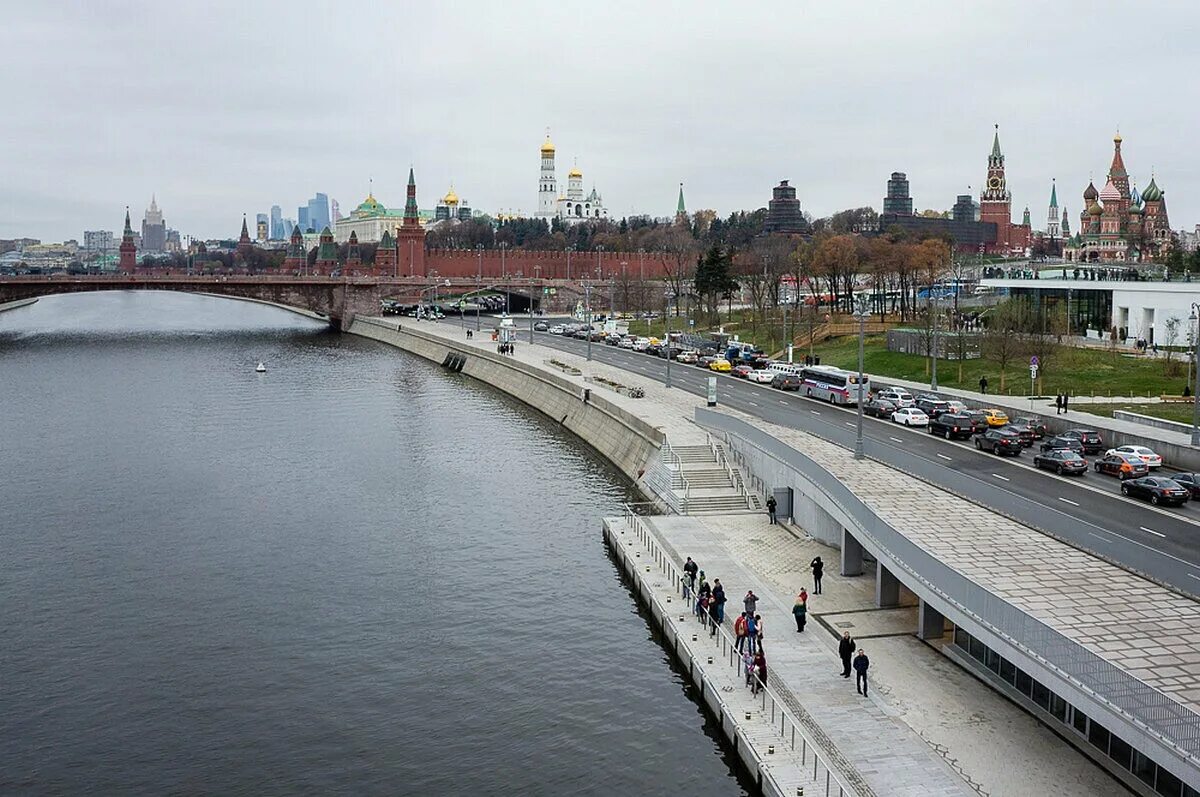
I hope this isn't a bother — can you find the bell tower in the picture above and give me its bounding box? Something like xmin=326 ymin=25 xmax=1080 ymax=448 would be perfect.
xmin=537 ymin=129 xmax=556 ymax=218
xmin=979 ymin=124 xmax=1013 ymax=252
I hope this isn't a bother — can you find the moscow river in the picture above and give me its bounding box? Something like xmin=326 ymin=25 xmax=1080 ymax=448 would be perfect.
xmin=0 ymin=292 xmax=750 ymax=795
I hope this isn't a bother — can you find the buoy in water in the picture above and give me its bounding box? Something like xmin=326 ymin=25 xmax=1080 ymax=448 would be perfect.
xmin=255 ymin=362 xmax=267 ymax=373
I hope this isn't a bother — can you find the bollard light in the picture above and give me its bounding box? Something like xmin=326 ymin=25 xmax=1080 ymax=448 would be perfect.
xmin=744 ymin=711 xmax=751 ymax=720
xmin=666 ymin=597 xmax=671 ymax=603
xmin=768 ymin=745 xmax=775 ymax=755
xmin=692 ymin=634 xmax=698 ymax=642
xmin=679 ymin=615 xmax=685 ymax=622
xmin=645 ymin=566 xmax=650 ymax=572
xmin=797 ymin=788 xmax=805 ymax=797
xmin=707 ymin=656 xmax=713 ymax=664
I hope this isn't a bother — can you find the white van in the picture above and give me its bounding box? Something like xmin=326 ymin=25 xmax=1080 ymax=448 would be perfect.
xmin=767 ymin=362 xmax=802 ymax=377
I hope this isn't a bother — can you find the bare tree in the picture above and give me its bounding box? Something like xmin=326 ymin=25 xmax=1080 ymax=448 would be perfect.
xmin=981 ymin=300 xmax=1024 ymax=392
xmin=1163 ymin=315 xmax=1183 ymax=376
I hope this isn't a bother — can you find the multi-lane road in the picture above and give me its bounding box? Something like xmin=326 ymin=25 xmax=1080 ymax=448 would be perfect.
xmin=494 ymin=323 xmax=1200 ymax=598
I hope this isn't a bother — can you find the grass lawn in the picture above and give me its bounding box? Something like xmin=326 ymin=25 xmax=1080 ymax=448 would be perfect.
xmin=1073 ymin=402 xmax=1197 ymax=425
xmin=814 ymin=335 xmax=1193 ymax=399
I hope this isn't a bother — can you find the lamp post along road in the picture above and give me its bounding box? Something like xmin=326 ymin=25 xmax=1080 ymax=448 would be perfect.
xmin=930 ymin=282 xmax=939 ymax=391
xmin=1191 ymin=304 xmax=1200 ymax=446
xmin=585 ymin=283 xmax=593 ymax=361
xmin=665 ymin=290 xmax=675 ymax=388
xmin=853 ymin=296 xmax=870 ymax=460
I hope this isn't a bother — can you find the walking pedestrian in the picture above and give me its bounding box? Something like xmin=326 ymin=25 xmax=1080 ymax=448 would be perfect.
xmin=743 ymin=590 xmax=758 ymax=616
xmin=838 ymin=631 xmax=856 ymax=678
xmin=683 ymin=557 xmax=698 ymax=591
xmin=745 ymin=613 xmax=758 ymax=655
xmin=752 ymin=650 xmax=768 ymax=695
xmin=798 ymin=586 xmax=808 ymax=606
xmin=711 ymin=578 xmax=727 ymax=627
xmin=810 ymin=556 xmax=824 ymax=594
xmin=792 ymin=595 xmax=807 ymax=632
xmin=708 ymin=594 xmax=721 ymax=636
xmin=1062 ymin=393 xmax=1069 ymax=413
xmin=1054 ymin=393 xmax=1062 ymax=415
xmin=766 ymin=495 xmax=777 ymax=524
xmin=734 ymin=611 xmax=748 ymax=653
xmin=979 ymin=376 xmax=988 ymax=394
xmin=854 ymin=649 xmax=870 ymax=696
xmin=697 ymin=592 xmax=709 ymax=626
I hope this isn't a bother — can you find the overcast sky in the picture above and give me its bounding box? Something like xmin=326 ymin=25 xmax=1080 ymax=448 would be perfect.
xmin=4 ymin=2 xmax=1199 ymax=242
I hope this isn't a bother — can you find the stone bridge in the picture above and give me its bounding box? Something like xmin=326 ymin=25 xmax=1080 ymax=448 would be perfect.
xmin=0 ymin=275 xmax=603 ymax=328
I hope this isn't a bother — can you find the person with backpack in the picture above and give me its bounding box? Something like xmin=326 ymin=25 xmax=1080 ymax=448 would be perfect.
xmin=745 ymin=613 xmax=758 ymax=655
xmin=734 ymin=612 xmax=748 ymax=653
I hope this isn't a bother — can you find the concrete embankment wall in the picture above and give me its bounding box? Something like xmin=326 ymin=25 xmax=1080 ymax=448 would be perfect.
xmin=347 ymin=317 xmax=664 ymax=486
xmin=0 ymin=297 xmax=38 ymax=314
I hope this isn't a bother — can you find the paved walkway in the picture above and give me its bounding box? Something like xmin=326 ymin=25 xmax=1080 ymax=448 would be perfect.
xmin=651 ymin=513 xmax=1122 ymax=797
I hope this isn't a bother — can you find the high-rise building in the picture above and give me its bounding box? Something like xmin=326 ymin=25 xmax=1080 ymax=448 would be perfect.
xmin=84 ymin=230 xmax=114 ymax=252
xmin=270 ymin=205 xmax=283 ymax=239
xmin=307 ymin=193 xmax=330 ymax=233
xmin=762 ymin=180 xmax=810 ymax=235
xmin=330 ymin=198 xmax=341 ymax=222
xmin=255 ymin=213 xmax=269 ymax=242
xmin=298 ymin=206 xmax=310 ymax=232
xmin=883 ymin=173 xmax=914 ymax=216
xmin=141 ymin=195 xmax=167 ymax=252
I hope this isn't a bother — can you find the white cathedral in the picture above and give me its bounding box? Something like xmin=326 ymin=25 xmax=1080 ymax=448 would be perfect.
xmin=535 ymin=132 xmax=609 ymax=225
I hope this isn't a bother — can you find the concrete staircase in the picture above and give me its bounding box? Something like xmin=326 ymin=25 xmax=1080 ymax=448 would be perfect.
xmin=667 ymin=443 xmax=755 ymax=514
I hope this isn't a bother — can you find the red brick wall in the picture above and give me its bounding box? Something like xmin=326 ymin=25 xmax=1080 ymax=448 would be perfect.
xmin=423 ymin=249 xmax=676 ymax=280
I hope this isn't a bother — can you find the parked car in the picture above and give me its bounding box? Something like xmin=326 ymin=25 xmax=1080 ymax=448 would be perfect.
xmin=875 ymin=388 xmax=914 ymax=407
xmin=708 ymin=359 xmax=732 ymax=373
xmin=632 ymin=337 xmax=651 ymax=351
xmin=1166 ymin=472 xmax=1200 ymax=499
xmin=697 ymin=355 xmax=718 ymax=369
xmin=1005 ymin=422 xmax=1036 ymax=447
xmin=915 ymin=395 xmax=951 ymax=418
xmin=618 ymin=336 xmax=636 ymax=349
xmin=965 ymin=411 xmax=990 ymax=434
xmin=771 ymin=373 xmax=802 ymax=391
xmin=534 ymin=321 xmax=550 ymax=332
xmin=945 ymin=400 xmax=969 ymax=415
xmin=676 ymin=350 xmax=699 ymax=364
xmin=748 ymin=368 xmax=776 ymax=383
xmin=1062 ymin=428 xmax=1105 ymax=454
xmin=549 ymin=325 xmax=565 ymax=335
xmin=1011 ymin=416 xmax=1047 ymax=438
xmin=891 ymin=407 xmax=929 ymax=427
xmin=1093 ymin=452 xmax=1149 ymax=480
xmin=1040 ymin=435 xmax=1084 ymax=454
xmin=732 ymin=364 xmax=755 ymax=378
xmin=659 ymin=346 xmax=684 ymax=360
xmin=1032 ymin=448 xmax=1088 ymax=475
xmin=605 ymin=333 xmax=622 ymax=345
xmin=1104 ymin=445 xmax=1163 ymax=469
xmin=645 ymin=343 xmax=663 ymax=356
xmin=974 ymin=428 xmax=1023 ymax=456
xmin=862 ymin=398 xmax=897 ymax=419
xmin=980 ymin=408 xmax=1009 ymax=427
xmin=928 ymin=412 xmax=975 ymax=440
xmin=1121 ymin=476 xmax=1190 ymax=506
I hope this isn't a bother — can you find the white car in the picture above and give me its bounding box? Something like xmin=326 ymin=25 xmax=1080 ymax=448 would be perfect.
xmin=619 ymin=336 xmax=636 ymax=349
xmin=749 ymin=369 xmax=776 ymax=384
xmin=676 ymin=350 xmax=699 ymax=364
xmin=1105 ymin=445 xmax=1163 ymax=469
xmin=632 ymin=337 xmax=651 ymax=351
xmin=877 ymin=388 xmax=915 ymax=407
xmin=945 ymin=400 xmax=969 ymax=414
xmin=891 ymin=407 xmax=929 ymax=426
xmin=549 ymin=325 xmax=565 ymax=335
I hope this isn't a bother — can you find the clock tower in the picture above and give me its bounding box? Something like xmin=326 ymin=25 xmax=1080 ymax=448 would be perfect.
xmin=979 ymin=124 xmax=1014 ymax=253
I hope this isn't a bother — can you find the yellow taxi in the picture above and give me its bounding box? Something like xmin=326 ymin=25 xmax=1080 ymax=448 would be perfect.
xmin=708 ymin=358 xmax=733 ymax=373
xmin=981 ymin=408 xmax=1009 ymax=427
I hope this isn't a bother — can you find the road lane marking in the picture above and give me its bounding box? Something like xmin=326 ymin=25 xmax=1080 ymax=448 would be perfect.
xmin=937 ymin=454 xmax=952 ymax=461
xmin=889 ymin=437 xmax=903 ymax=443
xmin=1140 ymin=526 xmax=1166 ymax=538
xmin=844 ymin=422 xmax=855 ymax=427
xmin=1190 ymin=574 xmax=1200 ymax=582
xmin=810 ymin=410 xmax=821 ymax=415
xmin=991 ymin=474 xmax=1010 ymax=482
xmin=746 ymin=400 xmax=759 ymax=407
xmin=1058 ymin=497 xmax=1080 ymax=506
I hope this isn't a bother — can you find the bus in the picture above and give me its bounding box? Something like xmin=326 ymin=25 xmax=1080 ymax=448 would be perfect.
xmin=799 ymin=365 xmax=869 ymax=405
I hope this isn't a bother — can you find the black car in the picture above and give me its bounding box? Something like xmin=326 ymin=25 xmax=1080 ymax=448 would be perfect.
xmin=974 ymin=428 xmax=1023 ymax=456
xmin=914 ymin=395 xmax=951 ymax=418
xmin=658 ymin=346 xmax=683 ymax=359
xmin=1121 ymin=476 xmax=1190 ymax=506
xmin=645 ymin=343 xmax=663 ymax=356
xmin=533 ymin=321 xmax=550 ymax=332
xmin=862 ymin=398 xmax=898 ymax=419
xmin=1032 ymin=449 xmax=1088 ymax=475
xmin=928 ymin=412 xmax=974 ymax=440
xmin=1011 ymin=416 xmax=1048 ymax=438
xmin=965 ymin=411 xmax=990 ymax=434
xmin=1094 ymin=452 xmax=1150 ymax=480
xmin=771 ymin=373 xmax=802 ymax=391
xmin=1040 ymin=436 xmax=1084 ymax=454
xmin=1005 ymin=422 xmax=1036 ymax=447
xmin=1167 ymin=472 xmax=1200 ymax=499
xmin=1062 ymin=428 xmax=1105 ymax=454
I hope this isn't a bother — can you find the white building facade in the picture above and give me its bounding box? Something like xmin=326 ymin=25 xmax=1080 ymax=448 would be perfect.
xmin=533 ymin=132 xmax=608 ymax=225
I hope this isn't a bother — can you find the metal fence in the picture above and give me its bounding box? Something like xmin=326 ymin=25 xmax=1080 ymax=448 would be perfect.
xmin=621 ymin=506 xmax=859 ymax=797
xmin=695 ymin=408 xmax=1200 ymax=769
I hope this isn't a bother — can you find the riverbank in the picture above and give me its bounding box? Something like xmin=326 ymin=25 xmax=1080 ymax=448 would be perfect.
xmin=0 ymin=297 xmax=38 ymax=313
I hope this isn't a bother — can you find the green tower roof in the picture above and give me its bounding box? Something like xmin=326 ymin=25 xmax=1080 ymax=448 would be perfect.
xmin=991 ymin=124 xmax=1002 ymax=159
xmin=676 ymin=183 xmax=686 ymax=215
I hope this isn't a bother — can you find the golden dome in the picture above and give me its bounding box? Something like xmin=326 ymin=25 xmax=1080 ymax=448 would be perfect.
xmin=540 ymin=136 xmax=555 ymax=154
xmin=1114 ymin=131 xmax=1123 ymax=144
xmin=568 ymin=166 xmax=582 ymax=178
xmin=442 ymin=185 xmax=459 ymax=205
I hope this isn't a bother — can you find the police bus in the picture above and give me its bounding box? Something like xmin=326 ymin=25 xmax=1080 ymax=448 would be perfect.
xmin=798 ymin=365 xmax=870 ymax=405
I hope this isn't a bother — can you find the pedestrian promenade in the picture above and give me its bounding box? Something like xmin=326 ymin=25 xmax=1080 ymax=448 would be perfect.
xmin=643 ymin=512 xmax=1122 ymax=797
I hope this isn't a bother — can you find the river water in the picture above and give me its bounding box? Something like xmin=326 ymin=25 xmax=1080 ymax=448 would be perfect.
xmin=0 ymin=292 xmax=750 ymax=796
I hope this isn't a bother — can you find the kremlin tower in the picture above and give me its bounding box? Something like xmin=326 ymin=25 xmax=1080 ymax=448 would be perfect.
xmin=236 ymin=214 xmax=254 ymax=263
xmin=283 ymin=225 xmax=307 ymax=272
xmin=978 ymin=125 xmax=1031 ymax=255
xmin=119 ymin=206 xmax=137 ymax=273
xmin=536 ymin=131 xmax=556 ymax=218
xmin=396 ymin=167 xmax=426 ymax=276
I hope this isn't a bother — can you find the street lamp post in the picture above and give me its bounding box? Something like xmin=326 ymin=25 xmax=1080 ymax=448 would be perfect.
xmin=476 ymin=243 xmax=483 ymax=284
xmin=585 ymin=283 xmax=593 ymax=362
xmin=500 ymin=243 xmax=509 ymax=315
xmin=665 ymin=290 xmax=675 ymax=388
xmin=853 ymin=295 xmax=871 ymax=460
xmin=930 ymin=281 xmax=939 ymax=391
xmin=1191 ymin=305 xmax=1200 ymax=446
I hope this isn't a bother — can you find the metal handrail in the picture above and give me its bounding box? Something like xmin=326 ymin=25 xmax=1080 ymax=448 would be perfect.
xmin=620 ymin=505 xmax=857 ymax=797
xmin=696 ymin=410 xmax=1200 ymax=766
xmin=662 ymin=440 xmax=690 ymax=502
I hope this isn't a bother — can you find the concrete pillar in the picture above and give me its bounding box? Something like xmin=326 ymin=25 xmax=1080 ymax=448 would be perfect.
xmin=876 ymin=561 xmax=900 ymax=608
xmin=918 ymin=599 xmax=947 ymax=640
xmin=841 ymin=527 xmax=863 ymax=577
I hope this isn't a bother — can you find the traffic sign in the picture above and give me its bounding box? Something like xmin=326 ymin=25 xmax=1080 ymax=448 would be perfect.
xmin=1030 ymin=355 xmax=1039 ymax=366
